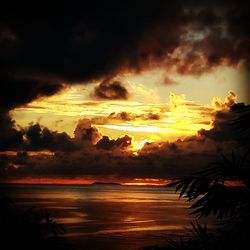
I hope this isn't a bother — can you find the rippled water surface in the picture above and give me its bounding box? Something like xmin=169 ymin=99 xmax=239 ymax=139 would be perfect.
xmin=4 ymin=184 xmax=193 ymax=250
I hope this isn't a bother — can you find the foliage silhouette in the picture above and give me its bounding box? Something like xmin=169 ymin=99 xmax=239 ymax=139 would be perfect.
xmin=167 ymin=151 xmax=250 ymax=219
xmin=0 ymin=194 xmax=75 ymax=250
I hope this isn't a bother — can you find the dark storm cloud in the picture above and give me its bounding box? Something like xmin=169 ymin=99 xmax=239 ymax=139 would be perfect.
xmin=96 ymin=135 xmax=132 ymax=150
xmin=0 ymin=1 xmax=180 ymax=110
xmin=0 ymin=77 xmax=62 ymax=151
xmin=93 ymin=80 xmax=129 ymax=100
xmin=3 ymin=135 xmax=238 ymax=180
xmin=1 ymin=1 xmax=249 ymax=111
xmin=199 ymin=103 xmax=250 ymax=142
xmin=0 ymin=77 xmax=63 ymax=151
xmin=25 ymin=123 xmax=79 ymax=152
xmin=74 ymin=119 xmax=102 ymax=145
xmin=0 ymin=77 xmax=63 ymax=110
xmin=108 ymin=111 xmax=161 ymax=121
xmin=0 ymin=110 xmax=23 ymax=151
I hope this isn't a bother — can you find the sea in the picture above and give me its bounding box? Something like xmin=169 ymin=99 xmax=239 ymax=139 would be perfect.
xmin=2 ymin=184 xmax=198 ymax=250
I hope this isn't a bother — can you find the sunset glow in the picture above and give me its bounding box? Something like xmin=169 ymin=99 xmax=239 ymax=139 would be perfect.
xmin=7 ymin=177 xmax=169 ymax=186
xmin=1 ymin=2 xmax=249 ymax=187
xmin=1 ymin=3 xmax=250 ymax=250
xmin=12 ymin=89 xmax=215 ymax=147
xmin=1 ymin=88 xmax=245 ymax=185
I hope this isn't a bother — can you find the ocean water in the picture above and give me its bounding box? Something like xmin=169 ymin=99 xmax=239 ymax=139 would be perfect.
xmin=3 ymin=184 xmax=193 ymax=250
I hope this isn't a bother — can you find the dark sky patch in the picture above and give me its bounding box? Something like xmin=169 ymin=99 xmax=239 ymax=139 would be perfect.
xmin=93 ymin=80 xmax=129 ymax=100
xmin=0 ymin=1 xmax=249 ymax=111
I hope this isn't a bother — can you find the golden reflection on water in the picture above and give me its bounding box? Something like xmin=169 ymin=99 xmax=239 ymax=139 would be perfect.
xmin=6 ymin=185 xmax=191 ymax=250
xmin=13 ymin=187 xmax=181 ymax=203
xmin=66 ymin=225 xmax=184 ymax=237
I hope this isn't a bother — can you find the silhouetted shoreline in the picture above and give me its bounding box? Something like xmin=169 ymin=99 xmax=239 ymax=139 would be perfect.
xmin=91 ymin=182 xmax=122 ymax=185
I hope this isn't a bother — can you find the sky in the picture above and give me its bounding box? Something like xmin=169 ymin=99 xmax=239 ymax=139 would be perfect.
xmin=0 ymin=1 xmax=250 ymax=185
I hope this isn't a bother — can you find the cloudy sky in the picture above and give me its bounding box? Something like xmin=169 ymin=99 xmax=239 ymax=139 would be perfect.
xmin=0 ymin=1 xmax=249 ymax=185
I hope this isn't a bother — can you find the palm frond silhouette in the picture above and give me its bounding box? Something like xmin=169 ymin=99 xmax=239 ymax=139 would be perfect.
xmin=167 ymin=151 xmax=250 ymax=219
xmin=0 ymin=195 xmax=74 ymax=250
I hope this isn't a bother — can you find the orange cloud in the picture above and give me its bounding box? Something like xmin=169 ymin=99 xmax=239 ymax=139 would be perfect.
xmin=212 ymin=91 xmax=237 ymax=111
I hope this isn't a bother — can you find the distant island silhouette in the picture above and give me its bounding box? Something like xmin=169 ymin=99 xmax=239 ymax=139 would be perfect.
xmin=91 ymin=182 xmax=121 ymax=186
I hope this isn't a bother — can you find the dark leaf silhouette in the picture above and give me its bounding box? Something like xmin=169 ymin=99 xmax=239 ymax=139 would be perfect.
xmin=0 ymin=195 xmax=74 ymax=250
xmin=167 ymin=150 xmax=249 ymax=219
